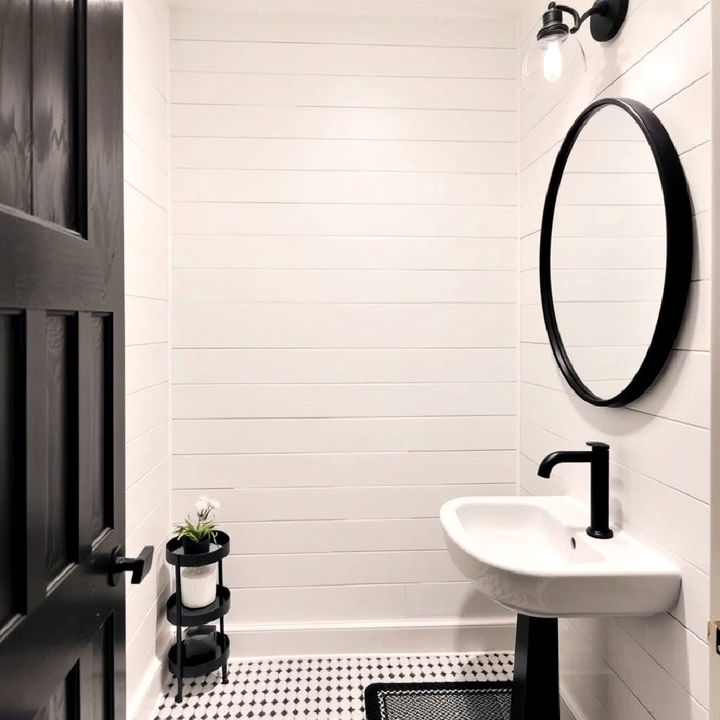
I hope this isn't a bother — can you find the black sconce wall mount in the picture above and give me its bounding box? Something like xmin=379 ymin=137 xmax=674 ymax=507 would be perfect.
xmin=538 ymin=0 xmax=628 ymax=43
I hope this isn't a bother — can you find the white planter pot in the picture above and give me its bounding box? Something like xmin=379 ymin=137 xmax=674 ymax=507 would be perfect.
xmin=181 ymin=564 xmax=217 ymax=609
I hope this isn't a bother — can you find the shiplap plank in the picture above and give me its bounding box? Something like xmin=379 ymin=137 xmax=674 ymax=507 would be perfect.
xmin=126 ymin=343 xmax=168 ymax=394
xmin=171 ymin=302 xmax=517 ymax=349
xmin=174 ymin=414 xmax=516 ymax=454
xmin=219 ymin=518 xmax=445 ymax=554
xmin=171 ymin=169 xmax=516 ymax=206
xmin=172 ymin=382 xmax=517 ymax=418
xmin=224 ymin=584 xmax=407 ymax=624
xmin=172 ymin=269 xmax=517 ymax=303
xmin=173 ymin=416 xmax=516 ymax=454
xmin=171 ymin=72 xmax=517 ymax=111
xmin=170 ymin=40 xmax=517 ymax=78
xmin=173 ymin=450 xmax=516 ymax=488
xmin=171 ymin=137 xmax=517 ymax=173
xmin=222 ymin=550 xmax=465 ymax=588
xmin=172 ymin=105 xmax=517 ymax=141
xmin=172 ymin=348 xmax=518 ymax=384
xmin=127 ymin=383 xmax=169 ymax=441
xmin=172 ymin=236 xmax=517 ymax=271
xmin=170 ymin=10 xmax=517 ymax=48
xmin=127 ymin=421 xmax=169 ymax=489
xmin=172 ymin=483 xmax=515 ymax=522
xmin=171 ymin=202 xmax=516 ymax=237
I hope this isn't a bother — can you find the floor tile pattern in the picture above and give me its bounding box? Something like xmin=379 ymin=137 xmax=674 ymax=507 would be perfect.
xmin=153 ymin=653 xmax=514 ymax=719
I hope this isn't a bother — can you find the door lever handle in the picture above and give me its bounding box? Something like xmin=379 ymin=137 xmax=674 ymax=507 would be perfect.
xmin=109 ymin=545 xmax=154 ymax=586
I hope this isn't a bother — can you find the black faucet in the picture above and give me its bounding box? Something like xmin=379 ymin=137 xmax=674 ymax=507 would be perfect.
xmin=537 ymin=442 xmax=613 ymax=539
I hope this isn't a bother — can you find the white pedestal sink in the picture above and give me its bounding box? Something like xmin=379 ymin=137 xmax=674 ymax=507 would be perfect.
xmin=441 ymin=495 xmax=681 ymax=618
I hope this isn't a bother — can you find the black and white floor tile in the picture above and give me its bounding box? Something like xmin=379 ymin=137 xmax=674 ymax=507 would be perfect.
xmin=153 ymin=653 xmax=514 ymax=719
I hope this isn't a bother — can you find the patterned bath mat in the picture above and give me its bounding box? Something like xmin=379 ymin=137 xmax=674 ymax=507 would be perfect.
xmin=364 ymin=681 xmax=513 ymax=720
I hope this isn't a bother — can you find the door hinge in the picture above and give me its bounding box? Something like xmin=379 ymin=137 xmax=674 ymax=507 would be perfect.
xmin=708 ymin=620 xmax=720 ymax=654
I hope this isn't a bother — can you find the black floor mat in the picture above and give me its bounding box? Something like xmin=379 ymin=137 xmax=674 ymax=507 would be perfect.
xmin=364 ymin=681 xmax=513 ymax=720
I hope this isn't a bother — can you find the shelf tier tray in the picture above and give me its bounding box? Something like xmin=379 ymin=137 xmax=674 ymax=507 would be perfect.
xmin=166 ymin=585 xmax=231 ymax=626
xmin=166 ymin=531 xmax=230 ymax=567
xmin=168 ymin=632 xmax=230 ymax=679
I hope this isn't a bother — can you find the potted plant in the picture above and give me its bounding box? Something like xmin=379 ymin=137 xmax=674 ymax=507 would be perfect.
xmin=173 ymin=496 xmax=221 ymax=608
xmin=174 ymin=496 xmax=221 ymax=554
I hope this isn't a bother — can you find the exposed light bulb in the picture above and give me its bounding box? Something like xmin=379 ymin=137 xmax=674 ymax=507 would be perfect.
xmin=543 ymin=39 xmax=563 ymax=83
xmin=521 ymin=29 xmax=586 ymax=94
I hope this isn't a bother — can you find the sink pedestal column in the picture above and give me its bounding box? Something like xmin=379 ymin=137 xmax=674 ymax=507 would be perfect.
xmin=511 ymin=614 xmax=559 ymax=720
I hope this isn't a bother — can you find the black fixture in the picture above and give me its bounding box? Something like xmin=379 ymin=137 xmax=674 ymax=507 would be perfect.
xmin=521 ymin=0 xmax=628 ymax=92
xmin=511 ymin=615 xmax=559 ymax=720
xmin=109 ymin=545 xmax=154 ymax=586
xmin=518 ymin=440 xmax=616 ymax=718
xmin=538 ymin=442 xmax=614 ymax=539
xmin=537 ymin=0 xmax=627 ymax=43
xmin=166 ymin=532 xmax=232 ymax=702
xmin=540 ymin=98 xmax=693 ymax=407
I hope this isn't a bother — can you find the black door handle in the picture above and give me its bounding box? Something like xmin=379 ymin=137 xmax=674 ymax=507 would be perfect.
xmin=109 ymin=545 xmax=154 ymax=586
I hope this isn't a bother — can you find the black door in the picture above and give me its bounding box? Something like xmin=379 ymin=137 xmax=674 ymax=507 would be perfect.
xmin=0 ymin=1 xmax=143 ymax=718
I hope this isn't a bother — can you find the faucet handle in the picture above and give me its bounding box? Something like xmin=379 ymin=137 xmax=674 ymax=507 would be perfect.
xmin=586 ymin=441 xmax=609 ymax=450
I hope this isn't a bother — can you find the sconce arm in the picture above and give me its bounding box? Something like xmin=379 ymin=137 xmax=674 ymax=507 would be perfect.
xmin=548 ymin=1 xmax=610 ymax=34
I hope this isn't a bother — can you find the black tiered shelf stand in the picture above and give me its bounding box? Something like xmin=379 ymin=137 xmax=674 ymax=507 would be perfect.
xmin=165 ymin=531 xmax=231 ymax=703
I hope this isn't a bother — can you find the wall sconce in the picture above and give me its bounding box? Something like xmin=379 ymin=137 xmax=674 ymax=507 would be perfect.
xmin=521 ymin=0 xmax=628 ymax=94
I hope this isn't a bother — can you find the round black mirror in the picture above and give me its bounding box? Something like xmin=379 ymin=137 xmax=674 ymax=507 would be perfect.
xmin=540 ymin=98 xmax=693 ymax=407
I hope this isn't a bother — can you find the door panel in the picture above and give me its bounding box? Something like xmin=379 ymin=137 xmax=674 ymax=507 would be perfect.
xmin=86 ymin=313 xmax=111 ymax=543
xmin=32 ymin=0 xmax=79 ymax=230
xmin=45 ymin=313 xmax=77 ymax=585
xmin=0 ymin=313 xmax=21 ymax=626
xmin=0 ymin=0 xmax=128 ymax=718
xmin=81 ymin=620 xmax=113 ymax=720
xmin=0 ymin=0 xmax=32 ymax=213
xmin=0 ymin=0 xmax=80 ymax=227
xmin=34 ymin=664 xmax=78 ymax=720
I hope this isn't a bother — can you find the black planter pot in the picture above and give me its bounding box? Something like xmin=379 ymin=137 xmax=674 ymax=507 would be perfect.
xmin=181 ymin=537 xmax=211 ymax=555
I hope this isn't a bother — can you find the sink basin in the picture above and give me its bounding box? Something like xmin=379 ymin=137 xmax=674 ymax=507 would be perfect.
xmin=440 ymin=496 xmax=681 ymax=618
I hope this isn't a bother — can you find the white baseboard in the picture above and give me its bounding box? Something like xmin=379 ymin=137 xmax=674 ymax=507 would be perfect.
xmin=129 ymin=657 xmax=169 ymax=720
xmin=226 ymin=617 xmax=515 ymax=658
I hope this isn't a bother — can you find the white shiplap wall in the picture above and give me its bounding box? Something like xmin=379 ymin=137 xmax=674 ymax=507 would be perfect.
xmin=124 ymin=0 xmax=172 ymax=716
xmin=518 ymin=1 xmax=711 ymax=719
xmin=169 ymin=0 xmax=518 ymax=654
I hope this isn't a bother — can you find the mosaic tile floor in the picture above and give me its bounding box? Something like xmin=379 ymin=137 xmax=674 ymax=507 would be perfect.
xmin=153 ymin=653 xmax=514 ymax=719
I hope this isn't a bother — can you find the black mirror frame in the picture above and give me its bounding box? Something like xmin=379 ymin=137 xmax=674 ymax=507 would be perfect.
xmin=540 ymin=97 xmax=693 ymax=407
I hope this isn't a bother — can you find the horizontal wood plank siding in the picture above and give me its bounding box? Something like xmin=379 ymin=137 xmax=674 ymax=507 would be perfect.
xmin=170 ymin=0 xmax=518 ymax=646
xmin=124 ymin=0 xmax=172 ymax=715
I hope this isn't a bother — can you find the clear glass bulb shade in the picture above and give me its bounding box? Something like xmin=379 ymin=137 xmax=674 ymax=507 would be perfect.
xmin=521 ymin=34 xmax=587 ymax=94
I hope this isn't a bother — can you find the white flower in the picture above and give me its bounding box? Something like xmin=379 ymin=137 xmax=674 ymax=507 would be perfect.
xmin=193 ymin=496 xmax=219 ymax=515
